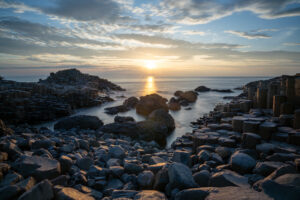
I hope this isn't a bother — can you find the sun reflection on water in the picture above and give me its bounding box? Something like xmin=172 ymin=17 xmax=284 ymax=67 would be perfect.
xmin=143 ymin=76 xmax=157 ymax=95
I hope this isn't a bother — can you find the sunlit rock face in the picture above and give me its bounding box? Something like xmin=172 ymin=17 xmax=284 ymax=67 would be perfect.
xmin=136 ymin=93 xmax=168 ymax=116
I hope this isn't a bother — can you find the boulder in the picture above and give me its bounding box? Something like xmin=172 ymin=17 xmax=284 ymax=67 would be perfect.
xmin=274 ymin=173 xmax=300 ymax=186
xmin=54 ymin=115 xmax=103 ymax=130
xmin=259 ymin=122 xmax=277 ymax=140
xmin=243 ymin=121 xmax=260 ymax=133
xmin=168 ymin=97 xmax=181 ymax=111
xmin=193 ymin=170 xmax=210 ymax=187
xmin=153 ymin=167 xmax=169 ymax=191
xmin=261 ymin=180 xmax=300 ymax=200
xmin=209 ymin=170 xmax=249 ymax=187
xmin=195 ymin=86 xmax=211 ymax=92
xmin=76 ymin=157 xmax=94 ymax=171
xmin=123 ymin=96 xmax=139 ymax=108
xmin=175 ymin=188 xmax=209 ymax=200
xmin=136 ymin=94 xmax=168 ymax=116
xmin=108 ymin=145 xmax=126 ymax=159
xmin=168 ymin=162 xmax=198 ymax=190
xmin=178 ymin=91 xmax=198 ymax=103
xmin=137 ymin=170 xmax=154 ymax=189
xmin=55 ymin=186 xmax=95 ymax=200
xmin=18 ymin=179 xmax=53 ymax=200
xmin=242 ymin=132 xmax=261 ymax=149
xmin=134 ymin=190 xmax=167 ymax=200
xmin=114 ymin=116 xmax=135 ymax=123
xmin=254 ymin=161 xmax=285 ymax=176
xmin=230 ymin=152 xmax=256 ymax=174
xmin=172 ymin=150 xmax=192 ymax=167
xmin=100 ymin=122 xmax=139 ymax=138
xmin=13 ymin=156 xmax=61 ymax=181
xmin=148 ymin=109 xmax=175 ymax=132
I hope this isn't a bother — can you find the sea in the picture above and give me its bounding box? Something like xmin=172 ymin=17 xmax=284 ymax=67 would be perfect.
xmin=6 ymin=75 xmax=270 ymax=147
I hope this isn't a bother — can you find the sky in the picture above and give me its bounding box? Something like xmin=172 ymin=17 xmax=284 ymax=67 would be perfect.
xmin=0 ymin=0 xmax=300 ymax=78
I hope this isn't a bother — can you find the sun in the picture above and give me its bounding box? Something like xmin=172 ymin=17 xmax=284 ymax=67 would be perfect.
xmin=145 ymin=60 xmax=156 ymax=70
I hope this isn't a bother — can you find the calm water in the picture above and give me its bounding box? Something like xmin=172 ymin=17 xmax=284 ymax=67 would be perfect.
xmin=7 ymin=75 xmax=269 ymax=146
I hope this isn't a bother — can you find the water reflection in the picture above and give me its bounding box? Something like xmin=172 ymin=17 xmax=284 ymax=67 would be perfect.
xmin=143 ymin=76 xmax=157 ymax=95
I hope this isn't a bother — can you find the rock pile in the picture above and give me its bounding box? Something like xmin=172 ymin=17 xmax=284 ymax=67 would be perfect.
xmin=0 ymin=69 xmax=123 ymax=124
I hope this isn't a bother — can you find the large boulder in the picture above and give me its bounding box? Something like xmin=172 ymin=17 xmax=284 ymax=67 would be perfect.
xmin=18 ymin=179 xmax=54 ymax=200
xmin=148 ymin=109 xmax=175 ymax=132
xmin=178 ymin=91 xmax=198 ymax=103
xmin=54 ymin=115 xmax=103 ymax=130
xmin=168 ymin=162 xmax=198 ymax=190
xmin=100 ymin=122 xmax=139 ymax=138
xmin=230 ymin=152 xmax=256 ymax=174
xmin=137 ymin=120 xmax=169 ymax=146
xmin=13 ymin=156 xmax=61 ymax=181
xmin=175 ymin=188 xmax=209 ymax=200
xmin=135 ymin=190 xmax=167 ymax=200
xmin=195 ymin=86 xmax=211 ymax=92
xmin=123 ymin=96 xmax=139 ymax=108
xmin=261 ymin=180 xmax=300 ymax=200
xmin=136 ymin=94 xmax=168 ymax=116
xmin=209 ymin=170 xmax=249 ymax=187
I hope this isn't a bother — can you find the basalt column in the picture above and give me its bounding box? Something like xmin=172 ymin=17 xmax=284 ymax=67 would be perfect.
xmin=273 ymin=95 xmax=287 ymax=117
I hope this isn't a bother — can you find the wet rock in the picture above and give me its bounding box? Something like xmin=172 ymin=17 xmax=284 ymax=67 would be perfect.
xmin=114 ymin=116 xmax=135 ymax=123
xmin=59 ymin=155 xmax=73 ymax=174
xmin=209 ymin=170 xmax=249 ymax=187
xmin=108 ymin=145 xmax=126 ymax=159
xmin=76 ymin=157 xmax=94 ymax=171
xmin=111 ymin=190 xmax=138 ymax=199
xmin=134 ymin=190 xmax=167 ymax=200
xmin=254 ymin=161 xmax=285 ymax=176
xmin=18 ymin=179 xmax=53 ymax=200
xmin=261 ymin=180 xmax=300 ymax=200
xmin=172 ymin=150 xmax=192 ymax=166
xmin=168 ymin=162 xmax=197 ymax=189
xmin=177 ymin=91 xmax=198 ymax=103
xmin=55 ymin=186 xmax=95 ymax=200
xmin=274 ymin=173 xmax=300 ymax=186
xmin=13 ymin=155 xmax=61 ymax=181
xmin=230 ymin=152 xmax=256 ymax=174
xmin=137 ymin=170 xmax=154 ymax=189
xmin=204 ymin=186 xmax=272 ymax=200
xmin=168 ymin=97 xmax=181 ymax=111
xmin=193 ymin=170 xmax=210 ymax=187
xmin=259 ymin=122 xmax=277 ymax=140
xmin=175 ymin=188 xmax=209 ymax=200
xmin=148 ymin=109 xmax=175 ymax=132
xmin=136 ymin=94 xmax=168 ymax=116
xmin=153 ymin=167 xmax=169 ymax=191
xmin=242 ymin=132 xmax=261 ymax=149
xmin=100 ymin=122 xmax=139 ymax=138
xmin=54 ymin=115 xmax=103 ymax=130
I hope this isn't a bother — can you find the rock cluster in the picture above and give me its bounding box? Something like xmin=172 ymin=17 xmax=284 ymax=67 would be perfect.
xmin=0 ymin=69 xmax=123 ymax=124
xmin=105 ymin=97 xmax=139 ymax=115
xmin=0 ymin=74 xmax=300 ymax=200
xmin=169 ymin=90 xmax=198 ymax=110
xmin=195 ymin=86 xmax=233 ymax=93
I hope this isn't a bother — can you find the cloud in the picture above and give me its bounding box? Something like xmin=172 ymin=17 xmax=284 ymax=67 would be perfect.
xmin=283 ymin=42 xmax=300 ymax=46
xmin=225 ymin=30 xmax=271 ymax=39
xmin=158 ymin=0 xmax=300 ymax=24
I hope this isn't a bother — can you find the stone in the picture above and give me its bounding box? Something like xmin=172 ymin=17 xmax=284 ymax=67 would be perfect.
xmin=18 ymin=179 xmax=54 ymax=200
xmin=215 ymin=146 xmax=232 ymax=159
xmin=261 ymin=180 xmax=300 ymax=200
xmin=112 ymin=190 xmax=138 ymax=199
xmin=178 ymin=91 xmax=198 ymax=103
xmin=259 ymin=122 xmax=277 ymax=140
xmin=204 ymin=186 xmax=272 ymax=200
xmin=54 ymin=115 xmax=103 ymax=130
xmin=153 ymin=167 xmax=169 ymax=191
xmin=124 ymin=162 xmax=143 ymax=174
xmin=0 ymin=172 xmax=23 ymax=187
xmin=168 ymin=162 xmax=197 ymax=190
xmin=108 ymin=145 xmax=126 ymax=159
xmin=230 ymin=152 xmax=256 ymax=174
xmin=134 ymin=190 xmax=167 ymax=200
xmin=110 ymin=166 xmax=124 ymax=178
xmin=242 ymin=132 xmax=261 ymax=149
xmin=266 ymin=153 xmax=300 ymax=162
xmin=105 ymin=178 xmax=123 ymax=190
xmin=123 ymin=96 xmax=139 ymax=108
xmin=55 ymin=187 xmax=95 ymax=200
xmin=172 ymin=150 xmax=191 ymax=166
xmin=256 ymin=143 xmax=276 ymax=155
xmin=13 ymin=155 xmax=61 ymax=181
xmin=59 ymin=155 xmax=73 ymax=174
xmin=136 ymin=94 xmax=168 ymax=116
xmin=87 ymin=165 xmax=107 ymax=177
xmin=273 ymin=95 xmax=287 ymax=117
xmin=175 ymin=188 xmax=209 ymax=200
xmin=253 ymin=161 xmax=285 ymax=176
xmin=195 ymin=86 xmax=210 ymax=92
xmin=274 ymin=173 xmax=300 ymax=186
xmin=243 ymin=121 xmax=260 ymax=133
xmin=209 ymin=170 xmax=249 ymax=187
xmin=0 ymin=185 xmax=23 ymax=200
xmin=168 ymin=97 xmax=181 ymax=111
xmin=148 ymin=109 xmax=175 ymax=132
xmin=197 ymin=150 xmax=210 ymax=163
xmin=193 ymin=170 xmax=210 ymax=187
xmin=76 ymin=157 xmax=94 ymax=171
xmin=137 ymin=170 xmax=154 ymax=189
xmin=114 ymin=116 xmax=135 ymax=123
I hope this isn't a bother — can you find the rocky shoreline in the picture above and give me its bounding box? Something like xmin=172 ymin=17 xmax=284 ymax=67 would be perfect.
xmin=0 ymin=69 xmax=124 ymax=125
xmin=0 ymin=73 xmax=300 ymax=200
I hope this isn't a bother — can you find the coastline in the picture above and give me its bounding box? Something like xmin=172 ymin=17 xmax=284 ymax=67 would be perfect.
xmin=0 ymin=71 xmax=299 ymax=200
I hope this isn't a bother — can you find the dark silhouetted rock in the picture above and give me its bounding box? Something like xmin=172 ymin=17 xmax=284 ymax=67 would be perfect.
xmin=168 ymin=162 xmax=197 ymax=190
xmin=54 ymin=115 xmax=103 ymax=130
xmin=136 ymin=94 xmax=168 ymax=116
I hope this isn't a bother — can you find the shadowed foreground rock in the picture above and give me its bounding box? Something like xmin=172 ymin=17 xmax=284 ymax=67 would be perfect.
xmin=54 ymin=115 xmax=103 ymax=130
